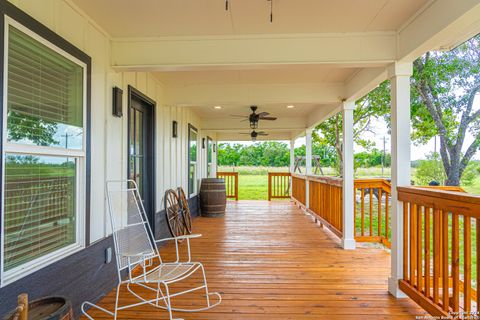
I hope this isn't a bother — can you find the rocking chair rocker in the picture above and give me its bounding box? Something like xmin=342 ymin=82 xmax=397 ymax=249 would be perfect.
xmin=81 ymin=180 xmax=221 ymax=320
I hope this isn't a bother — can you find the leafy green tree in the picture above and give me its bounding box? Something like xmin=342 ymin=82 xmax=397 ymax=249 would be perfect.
xmin=414 ymin=152 xmax=447 ymax=185
xmin=355 ymin=148 xmax=391 ymax=168
xmin=411 ymin=34 xmax=480 ymax=185
xmin=314 ymin=81 xmax=391 ymax=176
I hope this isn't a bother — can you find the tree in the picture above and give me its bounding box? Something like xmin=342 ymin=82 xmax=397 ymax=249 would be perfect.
xmin=314 ymin=81 xmax=391 ymax=176
xmin=414 ymin=152 xmax=446 ymax=186
xmin=7 ymin=112 xmax=59 ymax=146
xmin=412 ymin=34 xmax=480 ymax=185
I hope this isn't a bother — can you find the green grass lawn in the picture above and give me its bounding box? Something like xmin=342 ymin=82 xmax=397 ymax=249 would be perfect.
xmin=238 ymin=175 xmax=269 ymax=200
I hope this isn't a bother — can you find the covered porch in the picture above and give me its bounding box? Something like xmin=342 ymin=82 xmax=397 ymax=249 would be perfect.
xmin=0 ymin=0 xmax=480 ymax=319
xmin=83 ymin=201 xmax=426 ymax=319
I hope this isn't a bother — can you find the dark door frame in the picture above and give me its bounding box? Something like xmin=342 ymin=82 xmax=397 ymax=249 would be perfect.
xmin=127 ymin=85 xmax=156 ymax=234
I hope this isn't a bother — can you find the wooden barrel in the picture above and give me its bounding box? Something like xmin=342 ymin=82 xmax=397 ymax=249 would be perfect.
xmin=3 ymin=297 xmax=73 ymax=320
xmin=199 ymin=178 xmax=226 ymax=217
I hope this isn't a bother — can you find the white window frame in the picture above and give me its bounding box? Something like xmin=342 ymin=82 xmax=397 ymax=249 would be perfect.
xmin=0 ymin=17 xmax=87 ymax=287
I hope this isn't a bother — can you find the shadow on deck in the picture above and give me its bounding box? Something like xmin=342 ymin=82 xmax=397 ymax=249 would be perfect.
xmin=83 ymin=200 xmax=426 ymax=319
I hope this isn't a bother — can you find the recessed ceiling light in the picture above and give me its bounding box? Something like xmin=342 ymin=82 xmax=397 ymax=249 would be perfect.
xmin=287 ymin=105 xmax=295 ymax=109
xmin=214 ymin=106 xmax=222 ymax=109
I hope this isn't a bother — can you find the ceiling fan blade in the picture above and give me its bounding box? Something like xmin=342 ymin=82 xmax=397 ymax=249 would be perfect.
xmin=240 ymin=118 xmax=249 ymax=122
xmin=258 ymin=133 xmax=269 ymax=136
xmin=230 ymin=114 xmax=248 ymax=118
xmin=257 ymin=112 xmax=270 ymax=117
xmin=259 ymin=116 xmax=277 ymax=120
xmin=239 ymin=133 xmax=251 ymax=135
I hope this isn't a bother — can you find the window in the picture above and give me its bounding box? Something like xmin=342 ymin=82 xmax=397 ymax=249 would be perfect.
xmin=207 ymin=137 xmax=213 ymax=178
xmin=1 ymin=19 xmax=87 ymax=285
xmin=188 ymin=124 xmax=198 ymax=196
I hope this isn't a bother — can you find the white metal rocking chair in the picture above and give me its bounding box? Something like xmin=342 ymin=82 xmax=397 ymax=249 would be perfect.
xmin=81 ymin=180 xmax=221 ymax=320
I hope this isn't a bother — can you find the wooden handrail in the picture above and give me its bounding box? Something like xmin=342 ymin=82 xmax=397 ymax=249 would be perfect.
xmin=398 ymin=186 xmax=480 ymax=218
xmin=398 ymin=186 xmax=480 ymax=317
xmin=217 ymin=172 xmax=239 ymax=201
xmin=268 ymin=172 xmax=291 ymax=201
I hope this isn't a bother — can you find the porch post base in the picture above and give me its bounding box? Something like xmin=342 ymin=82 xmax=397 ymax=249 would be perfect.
xmin=388 ymin=277 xmax=406 ymax=298
xmin=341 ymin=238 xmax=356 ymax=250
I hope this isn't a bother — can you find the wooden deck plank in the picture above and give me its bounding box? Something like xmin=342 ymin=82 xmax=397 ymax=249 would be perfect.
xmin=83 ymin=200 xmax=426 ymax=319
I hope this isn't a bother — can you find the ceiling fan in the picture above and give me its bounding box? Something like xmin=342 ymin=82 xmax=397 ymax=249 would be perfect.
xmin=239 ymin=130 xmax=269 ymax=142
xmin=231 ymin=106 xmax=277 ymax=129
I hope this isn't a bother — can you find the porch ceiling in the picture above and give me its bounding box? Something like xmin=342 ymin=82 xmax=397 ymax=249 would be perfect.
xmin=70 ymin=0 xmax=480 ymax=141
xmin=71 ymin=0 xmax=429 ymax=37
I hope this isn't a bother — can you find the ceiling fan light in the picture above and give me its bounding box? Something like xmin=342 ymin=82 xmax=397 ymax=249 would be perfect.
xmin=250 ymin=121 xmax=258 ymax=129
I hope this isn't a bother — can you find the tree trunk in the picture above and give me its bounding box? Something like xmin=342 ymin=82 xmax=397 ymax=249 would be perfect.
xmin=445 ymin=161 xmax=461 ymax=186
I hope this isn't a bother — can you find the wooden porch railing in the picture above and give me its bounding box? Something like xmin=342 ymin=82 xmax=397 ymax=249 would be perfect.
xmin=268 ymin=172 xmax=291 ymax=201
xmin=354 ymin=179 xmax=392 ymax=248
xmin=291 ymin=174 xmax=306 ymax=206
xmin=398 ymin=187 xmax=480 ymax=317
xmin=308 ymin=176 xmax=343 ymax=238
xmin=216 ymin=172 xmax=239 ymax=200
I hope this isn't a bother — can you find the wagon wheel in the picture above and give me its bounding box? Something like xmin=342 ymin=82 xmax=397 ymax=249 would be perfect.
xmin=164 ymin=189 xmax=185 ymax=237
xmin=177 ymin=187 xmax=192 ymax=234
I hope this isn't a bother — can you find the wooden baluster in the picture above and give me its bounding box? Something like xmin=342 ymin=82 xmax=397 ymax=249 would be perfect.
xmin=268 ymin=174 xmax=271 ymax=201
xmin=403 ymin=202 xmax=409 ymax=283
xmin=451 ymin=213 xmax=459 ymax=312
xmin=235 ymin=174 xmax=239 ymax=201
xmin=425 ymin=207 xmax=431 ymax=299
xmin=464 ymin=216 xmax=471 ymax=313
xmin=417 ymin=205 xmax=423 ymax=292
xmin=369 ymin=188 xmax=373 ymax=236
xmin=361 ymin=189 xmax=365 ymax=236
xmin=476 ymin=219 xmax=480 ymax=312
xmin=385 ymin=193 xmax=389 ymax=241
xmin=354 ymin=187 xmax=357 ymax=237
xmin=378 ymin=188 xmax=382 ymax=237
xmin=433 ymin=209 xmax=440 ymax=304
xmin=410 ymin=203 xmax=417 ymax=288
xmin=442 ymin=211 xmax=449 ymax=312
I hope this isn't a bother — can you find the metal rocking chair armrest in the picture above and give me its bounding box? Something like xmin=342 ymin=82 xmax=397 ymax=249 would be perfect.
xmin=155 ymin=234 xmax=202 ymax=263
xmin=155 ymin=234 xmax=202 ymax=243
xmin=119 ymin=252 xmax=156 ymax=281
xmin=120 ymin=251 xmax=155 ymax=258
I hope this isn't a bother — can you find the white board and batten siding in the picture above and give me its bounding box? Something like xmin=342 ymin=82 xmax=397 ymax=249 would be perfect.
xmin=7 ymin=0 xmax=215 ymax=244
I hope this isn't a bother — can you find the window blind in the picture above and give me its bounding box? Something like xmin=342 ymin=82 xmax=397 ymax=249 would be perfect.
xmin=7 ymin=26 xmax=83 ymax=147
xmin=4 ymin=155 xmax=77 ymax=271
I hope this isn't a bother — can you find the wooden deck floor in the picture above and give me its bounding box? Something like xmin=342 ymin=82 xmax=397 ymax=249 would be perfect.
xmin=84 ymin=200 xmax=426 ymax=319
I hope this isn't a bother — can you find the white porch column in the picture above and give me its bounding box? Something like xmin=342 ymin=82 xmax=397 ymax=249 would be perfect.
xmin=289 ymin=139 xmax=295 ymax=173
xmin=342 ymin=101 xmax=356 ymax=250
xmin=305 ymin=129 xmax=313 ymax=208
xmin=387 ymin=62 xmax=413 ymax=297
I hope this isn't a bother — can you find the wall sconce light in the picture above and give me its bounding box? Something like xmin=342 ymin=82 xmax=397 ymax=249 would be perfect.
xmin=112 ymin=87 xmax=123 ymax=117
xmin=202 ymin=138 xmax=206 ymax=149
xmin=172 ymin=121 xmax=178 ymax=138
